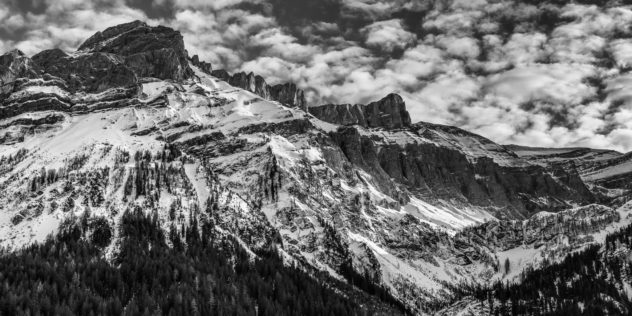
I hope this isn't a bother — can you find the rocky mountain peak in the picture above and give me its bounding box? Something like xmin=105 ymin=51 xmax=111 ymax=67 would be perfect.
xmin=365 ymin=93 xmax=411 ymax=129
xmin=0 ymin=49 xmax=41 ymax=78
xmin=308 ymin=93 xmax=411 ymax=129
xmin=77 ymin=20 xmax=193 ymax=81
xmin=77 ymin=20 xmax=149 ymax=52
xmin=1 ymin=49 xmax=26 ymax=60
xmin=0 ymin=49 xmax=41 ymax=96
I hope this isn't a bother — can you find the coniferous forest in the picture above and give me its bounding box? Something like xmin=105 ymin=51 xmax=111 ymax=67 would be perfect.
xmin=0 ymin=208 xmax=405 ymax=316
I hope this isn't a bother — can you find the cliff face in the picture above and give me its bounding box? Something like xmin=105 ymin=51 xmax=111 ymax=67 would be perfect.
xmin=32 ymin=49 xmax=138 ymax=93
xmin=509 ymin=145 xmax=632 ymax=206
xmin=311 ymin=95 xmax=593 ymax=218
xmin=309 ymin=93 xmax=411 ymax=129
xmin=78 ymin=20 xmax=194 ymax=81
xmin=457 ymin=204 xmax=619 ymax=251
xmin=0 ymin=50 xmax=42 ymax=96
xmin=269 ymin=83 xmax=306 ymax=111
xmin=210 ymin=69 xmax=307 ymax=110
xmin=190 ymin=55 xmax=212 ymax=74
xmin=330 ymin=125 xmax=594 ymax=219
xmin=0 ymin=21 xmax=199 ymax=120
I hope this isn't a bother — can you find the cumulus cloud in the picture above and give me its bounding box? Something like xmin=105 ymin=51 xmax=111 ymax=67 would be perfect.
xmin=485 ymin=63 xmax=596 ymax=105
xmin=434 ymin=35 xmax=480 ymax=59
xmin=4 ymin=0 xmax=632 ymax=151
xmin=360 ymin=19 xmax=416 ymax=53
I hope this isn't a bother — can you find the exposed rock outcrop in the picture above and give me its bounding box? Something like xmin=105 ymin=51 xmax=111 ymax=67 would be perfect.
xmin=190 ymin=55 xmax=212 ymax=74
xmin=211 ymin=69 xmax=306 ymax=110
xmin=210 ymin=69 xmax=230 ymax=81
xmin=457 ymin=204 xmax=618 ymax=251
xmin=309 ymin=93 xmax=411 ymax=129
xmin=365 ymin=94 xmax=411 ymax=129
xmin=327 ymin=119 xmax=594 ymax=218
xmin=1 ymin=21 xmax=196 ymax=120
xmin=78 ymin=20 xmax=193 ymax=81
xmin=0 ymin=50 xmax=41 ymax=97
xmin=509 ymin=145 xmax=632 ymax=206
xmin=32 ymin=49 xmax=139 ymax=93
xmin=270 ymin=83 xmax=306 ymax=111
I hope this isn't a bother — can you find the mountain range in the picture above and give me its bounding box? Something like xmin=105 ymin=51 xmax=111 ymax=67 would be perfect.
xmin=1 ymin=20 xmax=632 ymax=315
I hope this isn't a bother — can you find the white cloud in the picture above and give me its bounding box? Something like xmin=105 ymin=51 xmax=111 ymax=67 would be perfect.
xmin=484 ymin=63 xmax=596 ymax=105
xmin=361 ymin=19 xmax=416 ymax=52
xmin=5 ymin=0 xmax=632 ymax=151
xmin=501 ymin=32 xmax=547 ymax=65
xmin=609 ymin=39 xmax=632 ymax=67
xmin=434 ymin=35 xmax=480 ymax=59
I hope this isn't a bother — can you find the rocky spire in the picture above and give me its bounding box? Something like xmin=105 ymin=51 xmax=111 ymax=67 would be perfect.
xmin=309 ymin=93 xmax=412 ymax=129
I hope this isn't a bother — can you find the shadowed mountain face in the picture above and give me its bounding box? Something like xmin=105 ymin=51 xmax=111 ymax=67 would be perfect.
xmin=1 ymin=20 xmax=632 ymax=316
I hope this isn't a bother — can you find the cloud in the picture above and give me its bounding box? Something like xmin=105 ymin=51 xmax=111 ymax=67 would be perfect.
xmin=484 ymin=63 xmax=596 ymax=105
xmin=125 ymin=0 xmax=175 ymax=19
xmin=434 ymin=35 xmax=480 ymax=59
xmin=4 ymin=0 xmax=632 ymax=151
xmin=609 ymin=39 xmax=632 ymax=67
xmin=361 ymin=19 xmax=416 ymax=53
xmin=341 ymin=0 xmax=395 ymax=20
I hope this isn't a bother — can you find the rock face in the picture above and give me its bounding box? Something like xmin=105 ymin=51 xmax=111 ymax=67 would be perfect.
xmin=32 ymin=49 xmax=138 ymax=93
xmin=0 ymin=50 xmax=41 ymax=96
xmin=0 ymin=21 xmax=201 ymax=120
xmin=210 ymin=69 xmax=230 ymax=81
xmin=270 ymin=83 xmax=306 ymax=111
xmin=211 ymin=69 xmax=307 ymax=110
xmin=321 ymin=107 xmax=594 ymax=218
xmin=364 ymin=93 xmax=411 ymax=129
xmin=508 ymin=145 xmax=632 ymax=206
xmin=457 ymin=204 xmax=618 ymax=251
xmin=309 ymin=93 xmax=411 ymax=129
xmin=308 ymin=103 xmax=366 ymax=126
xmin=228 ymin=72 xmax=259 ymax=95
xmin=190 ymin=55 xmax=212 ymax=74
xmin=78 ymin=20 xmax=193 ymax=81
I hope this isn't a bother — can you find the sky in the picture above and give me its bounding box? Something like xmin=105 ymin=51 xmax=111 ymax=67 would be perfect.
xmin=3 ymin=0 xmax=632 ymax=152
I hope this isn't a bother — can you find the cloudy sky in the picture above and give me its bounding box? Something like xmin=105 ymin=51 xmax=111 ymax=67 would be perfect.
xmin=4 ymin=0 xmax=632 ymax=152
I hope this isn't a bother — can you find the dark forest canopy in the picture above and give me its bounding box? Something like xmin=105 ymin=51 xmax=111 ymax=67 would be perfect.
xmin=0 ymin=209 xmax=406 ymax=316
